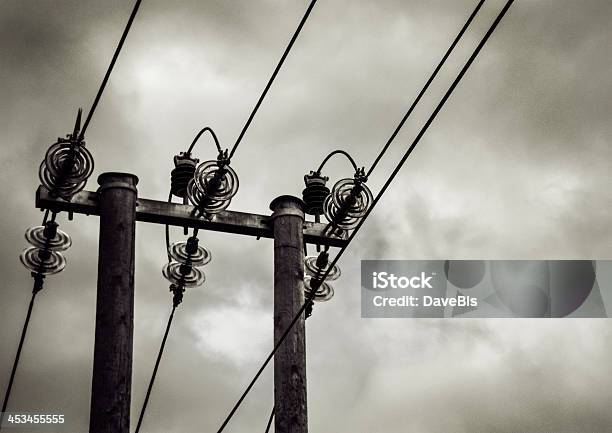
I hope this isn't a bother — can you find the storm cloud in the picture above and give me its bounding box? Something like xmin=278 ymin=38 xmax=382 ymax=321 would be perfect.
xmin=1 ymin=0 xmax=612 ymax=432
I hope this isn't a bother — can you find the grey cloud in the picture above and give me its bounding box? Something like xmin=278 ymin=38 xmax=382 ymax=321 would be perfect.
xmin=1 ymin=0 xmax=611 ymax=432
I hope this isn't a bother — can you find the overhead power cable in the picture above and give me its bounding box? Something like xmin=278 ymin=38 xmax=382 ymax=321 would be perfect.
xmin=366 ymin=0 xmax=486 ymax=178
xmin=316 ymin=150 xmax=359 ymax=174
xmin=150 ymin=4 xmax=319 ymax=420
xmin=229 ymin=0 xmax=318 ymax=159
xmin=79 ymin=0 xmax=143 ymax=140
xmin=187 ymin=127 xmax=222 ymax=155
xmin=309 ymin=0 xmax=517 ymax=323
xmin=3 ymin=208 xmax=71 ymax=430
xmin=134 ymin=305 xmax=176 ymax=433
xmin=0 ymin=292 xmax=37 ymax=431
xmin=213 ymin=0 xmax=516 ymax=429
xmin=135 ymin=230 xmax=211 ymax=431
xmin=3 ymin=3 xmax=144 ymax=426
xmin=264 ymin=407 xmax=275 ymax=433
xmin=214 ymin=291 xmax=312 ymax=433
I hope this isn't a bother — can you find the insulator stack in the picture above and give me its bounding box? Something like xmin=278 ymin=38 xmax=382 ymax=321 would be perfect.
xmin=168 ymin=238 xmax=212 ymax=267
xmin=20 ymin=221 xmax=71 ymax=277
xmin=162 ymin=236 xmax=211 ymax=289
xmin=39 ymin=140 xmax=94 ymax=200
xmin=163 ymin=262 xmax=206 ymax=288
xmin=39 ymin=110 xmax=94 ymax=200
xmin=323 ymin=177 xmax=372 ymax=233
xmin=25 ymin=224 xmax=72 ymax=250
xmin=302 ymin=171 xmax=330 ymax=216
xmin=187 ymin=158 xmax=239 ymax=218
xmin=303 ymin=252 xmax=340 ymax=302
xmin=170 ymin=153 xmax=199 ymax=199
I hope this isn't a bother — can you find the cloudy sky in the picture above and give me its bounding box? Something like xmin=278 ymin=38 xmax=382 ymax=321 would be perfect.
xmin=1 ymin=0 xmax=612 ymax=432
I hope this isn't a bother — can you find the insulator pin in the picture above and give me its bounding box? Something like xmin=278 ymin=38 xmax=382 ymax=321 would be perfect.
xmin=171 ymin=153 xmax=199 ymax=198
xmin=302 ymin=172 xmax=330 ymax=216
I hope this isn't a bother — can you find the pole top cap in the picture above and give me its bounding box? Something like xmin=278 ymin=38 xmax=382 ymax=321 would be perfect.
xmin=97 ymin=172 xmax=139 ymax=185
xmin=269 ymin=195 xmax=305 ymax=219
xmin=97 ymin=172 xmax=139 ymax=193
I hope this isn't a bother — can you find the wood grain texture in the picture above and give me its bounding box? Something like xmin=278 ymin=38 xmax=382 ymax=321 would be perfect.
xmin=89 ymin=173 xmax=138 ymax=433
xmin=271 ymin=196 xmax=308 ymax=433
xmin=36 ymin=186 xmax=347 ymax=247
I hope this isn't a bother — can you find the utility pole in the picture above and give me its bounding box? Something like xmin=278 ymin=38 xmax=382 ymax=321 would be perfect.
xmin=270 ymin=196 xmax=308 ymax=433
xmin=89 ymin=173 xmax=138 ymax=433
xmin=36 ymin=184 xmax=345 ymax=433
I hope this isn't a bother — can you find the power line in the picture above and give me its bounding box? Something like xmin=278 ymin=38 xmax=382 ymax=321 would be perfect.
xmin=137 ymin=229 xmax=208 ymax=431
xmin=0 ymin=291 xmax=38 ymax=431
xmin=313 ymin=0 xmax=517 ymax=318
xmin=3 ymin=208 xmax=63 ymax=427
xmin=214 ymin=291 xmax=312 ymax=433
xmin=144 ymin=3 xmax=320 ymax=422
xmin=187 ymin=127 xmax=222 ymax=155
xmin=229 ymin=0 xmax=318 ymax=159
xmin=213 ymin=0 xmax=516 ymax=428
xmin=366 ymin=0 xmax=486 ymax=178
xmin=79 ymin=0 xmax=143 ymax=140
xmin=316 ymin=150 xmax=359 ymax=174
xmin=155 ymin=11 xmax=322 ymax=412
xmin=264 ymin=407 xmax=275 ymax=433
xmin=3 ymin=2 xmax=144 ymax=423
xmin=134 ymin=305 xmax=176 ymax=433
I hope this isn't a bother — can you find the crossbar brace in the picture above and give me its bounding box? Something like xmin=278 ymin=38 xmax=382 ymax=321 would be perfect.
xmin=36 ymin=187 xmax=347 ymax=248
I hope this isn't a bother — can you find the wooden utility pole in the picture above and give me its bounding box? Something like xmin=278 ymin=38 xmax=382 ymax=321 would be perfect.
xmin=89 ymin=173 xmax=138 ymax=433
xmin=36 ymin=184 xmax=344 ymax=433
xmin=270 ymin=196 xmax=308 ymax=433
